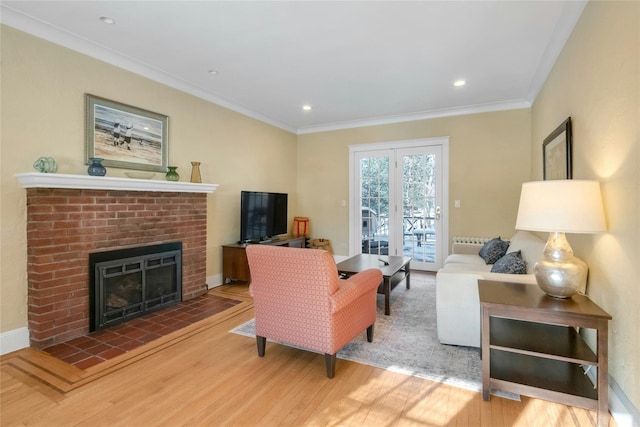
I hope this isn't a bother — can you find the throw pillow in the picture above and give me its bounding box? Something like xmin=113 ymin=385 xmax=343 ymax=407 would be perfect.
xmin=505 ymin=231 xmax=544 ymax=274
xmin=491 ymin=250 xmax=527 ymax=274
xmin=479 ymin=237 xmax=510 ymax=264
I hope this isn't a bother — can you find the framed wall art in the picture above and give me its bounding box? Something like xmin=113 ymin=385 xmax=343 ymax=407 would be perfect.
xmin=543 ymin=117 xmax=572 ymax=180
xmin=85 ymin=94 xmax=168 ymax=172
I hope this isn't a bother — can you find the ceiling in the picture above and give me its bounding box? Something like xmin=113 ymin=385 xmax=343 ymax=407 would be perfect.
xmin=1 ymin=1 xmax=586 ymax=134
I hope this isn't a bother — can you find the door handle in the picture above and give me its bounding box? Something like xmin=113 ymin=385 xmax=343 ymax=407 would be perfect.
xmin=435 ymin=206 xmax=441 ymax=220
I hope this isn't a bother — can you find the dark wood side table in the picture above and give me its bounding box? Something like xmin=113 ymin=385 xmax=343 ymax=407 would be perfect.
xmin=478 ymin=280 xmax=612 ymax=427
xmin=222 ymin=237 xmax=306 ymax=284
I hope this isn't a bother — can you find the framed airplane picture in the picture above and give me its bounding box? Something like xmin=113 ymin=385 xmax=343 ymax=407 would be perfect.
xmin=85 ymin=94 xmax=168 ymax=172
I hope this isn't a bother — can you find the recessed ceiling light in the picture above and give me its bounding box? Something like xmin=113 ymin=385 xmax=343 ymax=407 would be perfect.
xmin=454 ymin=80 xmax=466 ymax=87
xmin=99 ymin=16 xmax=115 ymax=25
xmin=207 ymin=70 xmax=219 ymax=76
xmin=302 ymin=105 xmax=312 ymax=111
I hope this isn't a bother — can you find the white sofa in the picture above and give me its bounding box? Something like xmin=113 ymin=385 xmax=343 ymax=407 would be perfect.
xmin=435 ymin=230 xmax=545 ymax=348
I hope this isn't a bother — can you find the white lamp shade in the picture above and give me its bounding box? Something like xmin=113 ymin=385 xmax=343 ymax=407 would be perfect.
xmin=516 ymin=180 xmax=606 ymax=233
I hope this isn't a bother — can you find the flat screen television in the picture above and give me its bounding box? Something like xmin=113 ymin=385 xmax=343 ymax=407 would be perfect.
xmin=240 ymin=191 xmax=288 ymax=243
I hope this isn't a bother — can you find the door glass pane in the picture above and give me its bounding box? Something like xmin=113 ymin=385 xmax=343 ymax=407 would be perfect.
xmin=402 ymin=153 xmax=436 ymax=263
xmin=360 ymin=157 xmax=389 ymax=255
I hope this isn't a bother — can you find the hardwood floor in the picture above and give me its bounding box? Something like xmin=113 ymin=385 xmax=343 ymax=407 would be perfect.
xmin=1 ymin=273 xmax=615 ymax=426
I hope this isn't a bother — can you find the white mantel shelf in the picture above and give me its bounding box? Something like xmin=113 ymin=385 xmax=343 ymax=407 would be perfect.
xmin=16 ymin=172 xmax=219 ymax=193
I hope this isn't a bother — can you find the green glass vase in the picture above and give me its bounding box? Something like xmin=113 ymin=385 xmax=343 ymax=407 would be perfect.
xmin=33 ymin=156 xmax=58 ymax=173
xmin=165 ymin=166 xmax=180 ymax=181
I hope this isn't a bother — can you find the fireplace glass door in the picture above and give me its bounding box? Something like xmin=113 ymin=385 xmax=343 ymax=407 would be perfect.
xmin=90 ymin=243 xmax=182 ymax=331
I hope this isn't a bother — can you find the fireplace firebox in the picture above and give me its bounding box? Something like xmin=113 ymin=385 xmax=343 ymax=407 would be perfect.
xmin=89 ymin=242 xmax=182 ymax=331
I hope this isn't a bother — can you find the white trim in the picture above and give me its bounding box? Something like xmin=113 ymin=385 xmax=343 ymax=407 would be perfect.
xmin=441 ymin=142 xmax=450 ymax=257
xmin=349 ymin=138 xmax=450 ymax=155
xmin=298 ymin=102 xmax=530 ymax=135
xmin=348 ymin=137 xmax=450 ymax=268
xmin=15 ymin=172 xmax=219 ymax=193
xmin=527 ymin=0 xmax=587 ymax=103
xmin=206 ymin=273 xmax=223 ymax=289
xmin=1 ymin=5 xmax=533 ymax=135
xmin=610 ymin=386 xmax=640 ymax=427
xmin=348 ymin=154 xmax=356 ymax=255
xmin=0 ymin=5 xmax=296 ymax=134
xmin=0 ymin=327 xmax=30 ymax=355
xmin=1 ymin=302 xmax=635 ymax=427
xmin=2 ymin=2 xmax=587 ymax=136
xmin=584 ymin=368 xmax=640 ymax=427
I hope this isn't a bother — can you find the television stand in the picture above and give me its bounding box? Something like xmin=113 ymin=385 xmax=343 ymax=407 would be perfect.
xmin=222 ymin=236 xmax=306 ymax=284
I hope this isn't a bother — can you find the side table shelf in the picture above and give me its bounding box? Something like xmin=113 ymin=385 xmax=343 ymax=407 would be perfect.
xmin=490 ymin=318 xmax=598 ymax=363
xmin=489 ymin=318 xmax=598 ymax=401
xmin=478 ymin=280 xmax=612 ymax=427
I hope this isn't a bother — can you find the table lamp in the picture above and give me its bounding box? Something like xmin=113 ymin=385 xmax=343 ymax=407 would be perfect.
xmin=515 ymin=180 xmax=606 ymax=298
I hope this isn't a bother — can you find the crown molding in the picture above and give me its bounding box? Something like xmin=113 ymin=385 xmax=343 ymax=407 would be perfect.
xmin=526 ymin=0 xmax=587 ymax=103
xmin=2 ymin=4 xmax=557 ymax=136
xmin=297 ymin=100 xmax=531 ymax=135
xmin=0 ymin=5 xmax=297 ymax=134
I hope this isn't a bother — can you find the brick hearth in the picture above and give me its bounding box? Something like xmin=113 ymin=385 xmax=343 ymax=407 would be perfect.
xmin=26 ymin=188 xmax=209 ymax=348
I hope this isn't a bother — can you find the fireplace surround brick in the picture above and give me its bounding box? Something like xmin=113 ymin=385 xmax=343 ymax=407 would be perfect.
xmin=26 ymin=188 xmax=208 ymax=348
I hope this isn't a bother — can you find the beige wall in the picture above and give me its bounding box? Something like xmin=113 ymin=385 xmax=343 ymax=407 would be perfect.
xmin=2 ymin=1 xmax=638 ymax=414
xmin=0 ymin=26 xmax=297 ymax=333
xmin=531 ymin=1 xmax=639 ymax=411
xmin=297 ymin=0 xmax=640 ymax=410
xmin=296 ymin=109 xmax=531 ymax=255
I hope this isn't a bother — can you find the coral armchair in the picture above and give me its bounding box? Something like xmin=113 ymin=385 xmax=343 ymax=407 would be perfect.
xmin=246 ymin=245 xmax=383 ymax=378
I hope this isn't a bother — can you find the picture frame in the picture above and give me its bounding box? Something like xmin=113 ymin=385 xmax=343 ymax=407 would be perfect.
xmin=543 ymin=117 xmax=572 ymax=180
xmin=85 ymin=94 xmax=168 ymax=172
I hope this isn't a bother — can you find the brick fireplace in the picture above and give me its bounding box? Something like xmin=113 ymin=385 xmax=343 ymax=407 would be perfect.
xmin=17 ymin=173 xmax=218 ymax=349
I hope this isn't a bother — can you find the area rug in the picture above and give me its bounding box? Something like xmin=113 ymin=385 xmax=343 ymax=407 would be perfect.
xmin=230 ymin=274 xmax=518 ymax=399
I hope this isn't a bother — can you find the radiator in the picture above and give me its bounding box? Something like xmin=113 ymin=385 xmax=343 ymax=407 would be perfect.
xmin=452 ymin=236 xmax=491 ymax=245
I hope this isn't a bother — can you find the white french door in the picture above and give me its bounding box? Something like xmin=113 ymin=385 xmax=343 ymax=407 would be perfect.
xmin=350 ymin=138 xmax=448 ymax=271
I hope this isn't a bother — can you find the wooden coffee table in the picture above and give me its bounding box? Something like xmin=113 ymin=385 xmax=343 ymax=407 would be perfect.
xmin=336 ymin=254 xmax=411 ymax=315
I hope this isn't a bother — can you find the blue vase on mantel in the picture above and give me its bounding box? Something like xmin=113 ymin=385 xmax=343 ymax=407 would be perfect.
xmin=87 ymin=157 xmax=107 ymax=176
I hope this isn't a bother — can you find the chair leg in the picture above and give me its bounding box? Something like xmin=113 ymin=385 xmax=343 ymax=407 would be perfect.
xmin=324 ymin=353 xmax=336 ymax=378
xmin=366 ymin=324 xmax=374 ymax=342
xmin=256 ymin=336 xmax=266 ymax=357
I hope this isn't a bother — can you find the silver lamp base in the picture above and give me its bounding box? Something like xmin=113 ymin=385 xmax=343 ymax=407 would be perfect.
xmin=534 ymin=232 xmax=588 ymax=298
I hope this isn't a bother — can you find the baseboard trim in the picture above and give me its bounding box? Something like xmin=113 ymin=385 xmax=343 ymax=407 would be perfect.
xmin=609 ymin=375 xmax=640 ymax=427
xmin=585 ymin=367 xmax=639 ymax=427
xmin=4 ymin=300 xmax=635 ymax=426
xmin=206 ymin=273 xmax=223 ymax=289
xmin=0 ymin=327 xmax=30 ymax=355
